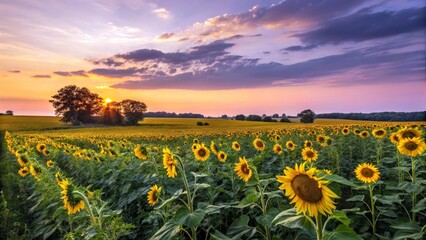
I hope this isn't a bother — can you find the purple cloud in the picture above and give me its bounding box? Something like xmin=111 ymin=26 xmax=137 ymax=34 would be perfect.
xmin=32 ymin=74 xmax=51 ymax=78
xmin=296 ymin=7 xmax=426 ymax=46
xmin=54 ymin=70 xmax=89 ymax=77
xmin=89 ymin=67 xmax=146 ymax=78
xmin=8 ymin=70 xmax=20 ymax=73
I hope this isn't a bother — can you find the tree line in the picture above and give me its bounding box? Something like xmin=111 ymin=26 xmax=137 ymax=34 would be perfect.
xmin=316 ymin=111 xmax=426 ymax=122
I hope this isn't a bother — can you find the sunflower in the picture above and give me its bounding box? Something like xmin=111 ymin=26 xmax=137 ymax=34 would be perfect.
xmin=372 ymin=129 xmax=387 ymax=139
xmin=276 ymin=162 xmax=339 ymax=217
xmin=234 ymin=157 xmax=252 ymax=182
xmin=304 ymin=140 xmax=313 ymax=148
xmin=353 ymin=128 xmax=361 ymax=135
xmin=354 ymin=163 xmax=380 ymax=184
xmin=36 ymin=144 xmax=46 ymax=152
xmin=397 ymin=137 xmax=426 ymax=157
xmin=17 ymin=154 xmax=29 ymax=167
xmin=147 ymin=184 xmax=162 ymax=206
xmin=193 ymin=138 xmax=199 ymax=144
xmin=56 ymin=172 xmax=65 ymax=186
xmin=163 ymin=147 xmax=178 ymax=178
xmin=217 ymin=151 xmax=227 ymax=163
xmin=46 ymin=160 xmax=54 ymax=167
xmin=29 ymin=165 xmax=41 ymax=180
xmin=286 ymin=140 xmax=296 ymax=151
xmin=232 ymin=141 xmax=241 ymax=151
xmin=18 ymin=167 xmax=29 ymax=177
xmin=341 ymin=128 xmax=350 ymax=135
xmin=210 ymin=141 xmax=219 ymax=155
xmin=301 ymin=147 xmax=318 ymax=162
xmin=316 ymin=135 xmax=327 ymax=145
xmin=42 ymin=149 xmax=50 ymax=156
xmin=359 ymin=131 xmax=370 ymax=139
xmin=194 ymin=144 xmax=210 ymax=161
xmin=396 ymin=127 xmax=422 ymax=140
xmin=191 ymin=143 xmax=198 ymax=152
xmin=389 ymin=132 xmax=400 ymax=144
xmin=60 ymin=180 xmax=85 ymax=214
xmin=273 ymin=143 xmax=283 ymax=155
xmin=253 ymin=138 xmax=265 ymax=151
xmin=134 ymin=144 xmax=148 ymax=160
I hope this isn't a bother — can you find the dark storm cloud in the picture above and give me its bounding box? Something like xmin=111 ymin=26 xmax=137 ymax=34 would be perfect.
xmin=296 ymin=7 xmax=426 ymax=45
xmin=31 ymin=74 xmax=51 ymax=78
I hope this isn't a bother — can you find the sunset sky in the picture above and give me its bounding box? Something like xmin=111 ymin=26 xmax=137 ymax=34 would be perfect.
xmin=1 ymin=0 xmax=425 ymax=117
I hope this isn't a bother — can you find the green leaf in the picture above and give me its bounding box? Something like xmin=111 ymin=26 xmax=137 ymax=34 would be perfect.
xmin=210 ymin=230 xmax=233 ymax=240
xmin=323 ymin=224 xmax=362 ymax=240
xmin=194 ymin=183 xmax=210 ymax=190
xmin=346 ymin=195 xmax=364 ymax=202
xmin=191 ymin=172 xmax=208 ymax=179
xmin=329 ymin=210 xmax=350 ymax=227
xmin=149 ymin=220 xmax=180 ymax=240
xmin=391 ymin=221 xmax=421 ymax=231
xmin=375 ymin=194 xmax=402 ymax=205
xmin=412 ymin=197 xmax=426 ymax=213
xmin=174 ymin=207 xmax=205 ymax=228
xmin=273 ymin=208 xmax=314 ymax=232
xmin=197 ymin=202 xmax=228 ymax=215
xmin=155 ymin=189 xmax=183 ymax=209
xmin=227 ymin=215 xmax=257 ymax=239
xmin=322 ymin=174 xmax=359 ymax=188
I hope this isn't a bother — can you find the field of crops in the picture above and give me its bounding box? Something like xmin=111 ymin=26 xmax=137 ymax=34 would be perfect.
xmin=1 ymin=117 xmax=425 ymax=239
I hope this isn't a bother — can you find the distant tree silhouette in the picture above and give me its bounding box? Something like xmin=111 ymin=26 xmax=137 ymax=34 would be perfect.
xmin=247 ymin=115 xmax=262 ymax=121
xmin=119 ymin=99 xmax=147 ymax=125
xmin=50 ymin=85 xmax=103 ymax=125
xmin=235 ymin=114 xmax=246 ymax=120
xmin=298 ymin=109 xmax=316 ymax=123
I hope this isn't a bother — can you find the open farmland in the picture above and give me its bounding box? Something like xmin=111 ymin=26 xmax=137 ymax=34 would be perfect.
xmin=1 ymin=117 xmax=425 ymax=239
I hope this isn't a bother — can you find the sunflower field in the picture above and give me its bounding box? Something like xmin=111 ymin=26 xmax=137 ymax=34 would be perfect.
xmin=1 ymin=119 xmax=425 ymax=239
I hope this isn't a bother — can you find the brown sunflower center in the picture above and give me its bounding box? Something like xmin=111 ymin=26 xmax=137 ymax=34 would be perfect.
xmin=404 ymin=141 xmax=418 ymax=151
xmin=361 ymin=168 xmax=374 ymax=178
xmin=306 ymin=151 xmax=315 ymax=158
xmin=362 ymin=133 xmax=368 ymax=137
xmin=343 ymin=129 xmax=349 ymax=133
xmin=318 ymin=137 xmax=325 ymax=142
xmin=376 ymin=130 xmax=384 ymax=136
xmin=276 ymin=146 xmax=282 ymax=152
xmin=306 ymin=142 xmax=312 ymax=147
xmin=402 ymin=131 xmax=416 ymax=139
xmin=198 ymin=148 xmax=206 ymax=157
xmin=291 ymin=174 xmax=322 ymax=203
xmin=220 ymin=153 xmax=225 ymax=159
xmin=241 ymin=163 xmax=250 ymax=174
xmin=256 ymin=141 xmax=264 ymax=148
xmin=288 ymin=143 xmax=293 ymax=148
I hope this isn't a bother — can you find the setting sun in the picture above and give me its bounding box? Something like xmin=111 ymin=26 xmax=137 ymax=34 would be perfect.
xmin=105 ymin=98 xmax=112 ymax=104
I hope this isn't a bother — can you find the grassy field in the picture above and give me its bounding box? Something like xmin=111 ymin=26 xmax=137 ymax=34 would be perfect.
xmin=0 ymin=116 xmax=69 ymax=131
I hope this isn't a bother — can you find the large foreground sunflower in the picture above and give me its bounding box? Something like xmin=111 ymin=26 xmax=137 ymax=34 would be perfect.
xmin=194 ymin=144 xmax=210 ymax=161
xmin=396 ymin=127 xmax=422 ymax=140
xmin=397 ymin=137 xmax=426 ymax=157
xmin=163 ymin=147 xmax=178 ymax=178
xmin=301 ymin=147 xmax=318 ymax=162
xmin=147 ymin=184 xmax=162 ymax=206
xmin=354 ymin=163 xmax=380 ymax=184
xmin=276 ymin=162 xmax=339 ymax=217
xmin=234 ymin=157 xmax=253 ymax=182
xmin=253 ymin=138 xmax=265 ymax=151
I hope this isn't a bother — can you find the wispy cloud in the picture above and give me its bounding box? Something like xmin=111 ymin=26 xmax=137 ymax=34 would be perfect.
xmin=53 ymin=70 xmax=88 ymax=77
xmin=31 ymin=74 xmax=51 ymax=78
xmin=153 ymin=8 xmax=171 ymax=19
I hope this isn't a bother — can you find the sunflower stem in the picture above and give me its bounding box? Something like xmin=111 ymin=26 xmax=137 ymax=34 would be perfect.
xmin=368 ymin=184 xmax=376 ymax=235
xmin=315 ymin=214 xmax=323 ymax=240
xmin=72 ymin=190 xmax=98 ymax=229
xmin=411 ymin=157 xmax=416 ymax=221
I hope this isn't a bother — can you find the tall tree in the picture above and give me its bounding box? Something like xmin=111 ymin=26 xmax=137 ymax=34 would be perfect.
xmin=49 ymin=85 xmax=103 ymax=125
xmin=119 ymin=99 xmax=147 ymax=125
xmin=298 ymin=109 xmax=316 ymax=123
